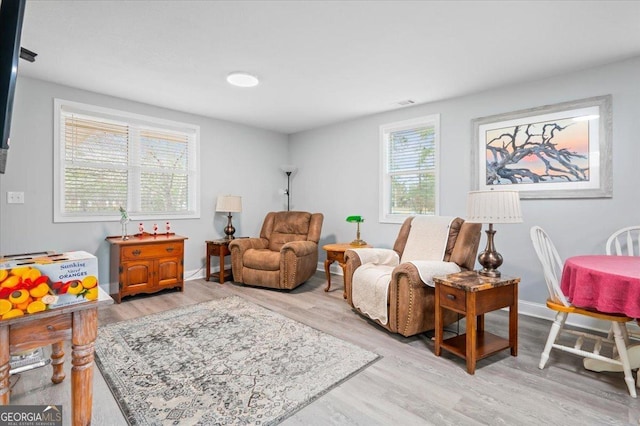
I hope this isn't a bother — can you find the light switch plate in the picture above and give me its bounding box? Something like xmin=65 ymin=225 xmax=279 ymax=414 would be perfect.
xmin=7 ymin=191 xmax=24 ymax=204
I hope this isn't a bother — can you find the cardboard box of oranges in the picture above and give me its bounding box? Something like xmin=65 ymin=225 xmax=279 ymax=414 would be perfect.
xmin=0 ymin=251 xmax=99 ymax=320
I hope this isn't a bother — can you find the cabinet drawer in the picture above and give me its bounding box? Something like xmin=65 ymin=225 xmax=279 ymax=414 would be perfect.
xmin=122 ymin=243 xmax=183 ymax=260
xmin=438 ymin=285 xmax=466 ymax=312
xmin=10 ymin=313 xmax=72 ymax=353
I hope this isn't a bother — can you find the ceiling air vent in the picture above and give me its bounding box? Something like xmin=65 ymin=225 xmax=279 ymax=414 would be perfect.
xmin=396 ymin=99 xmax=415 ymax=106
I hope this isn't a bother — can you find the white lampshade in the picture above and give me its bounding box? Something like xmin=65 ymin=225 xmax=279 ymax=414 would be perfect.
xmin=466 ymin=190 xmax=523 ymax=224
xmin=216 ymin=195 xmax=242 ymax=213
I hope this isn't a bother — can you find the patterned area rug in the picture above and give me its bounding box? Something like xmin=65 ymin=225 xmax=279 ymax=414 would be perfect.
xmin=95 ymin=296 xmax=379 ymax=425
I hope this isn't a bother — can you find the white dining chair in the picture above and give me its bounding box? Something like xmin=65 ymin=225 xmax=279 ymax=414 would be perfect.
xmin=605 ymin=226 xmax=640 ymax=345
xmin=606 ymin=226 xmax=640 ymax=256
xmin=530 ymin=226 xmax=637 ymax=397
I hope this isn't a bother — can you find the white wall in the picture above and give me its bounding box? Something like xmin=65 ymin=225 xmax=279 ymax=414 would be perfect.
xmin=290 ymin=56 xmax=640 ymax=306
xmin=0 ymin=76 xmax=289 ymax=293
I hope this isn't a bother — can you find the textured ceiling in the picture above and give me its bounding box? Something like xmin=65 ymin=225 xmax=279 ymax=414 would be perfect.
xmin=17 ymin=0 xmax=640 ymax=134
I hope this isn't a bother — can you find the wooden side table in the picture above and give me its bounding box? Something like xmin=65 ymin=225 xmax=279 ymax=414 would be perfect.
xmin=206 ymin=239 xmax=233 ymax=284
xmin=433 ymin=270 xmax=519 ymax=374
xmin=322 ymin=243 xmax=371 ymax=298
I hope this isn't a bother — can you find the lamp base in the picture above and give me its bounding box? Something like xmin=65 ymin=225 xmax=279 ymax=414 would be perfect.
xmin=478 ymin=267 xmax=502 ymax=278
xmin=350 ymin=239 xmax=368 ymax=246
xmin=223 ymin=213 xmax=236 ymax=240
xmin=477 ymin=224 xmax=503 ymax=278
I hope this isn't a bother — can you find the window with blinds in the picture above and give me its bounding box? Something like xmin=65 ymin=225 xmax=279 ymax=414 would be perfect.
xmin=379 ymin=115 xmax=440 ymax=223
xmin=54 ymin=99 xmax=200 ymax=222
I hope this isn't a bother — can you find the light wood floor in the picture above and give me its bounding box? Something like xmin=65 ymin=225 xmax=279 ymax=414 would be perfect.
xmin=8 ymin=272 xmax=640 ymax=425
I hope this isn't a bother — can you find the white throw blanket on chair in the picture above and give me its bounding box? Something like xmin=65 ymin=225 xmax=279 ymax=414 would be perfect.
xmin=351 ymin=216 xmax=455 ymax=325
xmin=351 ymin=248 xmax=399 ymax=325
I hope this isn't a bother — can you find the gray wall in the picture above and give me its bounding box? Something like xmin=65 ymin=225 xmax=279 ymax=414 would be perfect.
xmin=289 ymin=56 xmax=640 ymax=310
xmin=2 ymin=56 xmax=639 ymax=312
xmin=0 ymin=76 xmax=289 ymax=293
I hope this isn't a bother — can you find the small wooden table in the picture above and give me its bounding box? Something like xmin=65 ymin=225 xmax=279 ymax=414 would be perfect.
xmin=206 ymin=239 xmax=233 ymax=284
xmin=0 ymin=288 xmax=113 ymax=425
xmin=322 ymin=243 xmax=371 ymax=298
xmin=433 ymin=271 xmax=519 ymax=374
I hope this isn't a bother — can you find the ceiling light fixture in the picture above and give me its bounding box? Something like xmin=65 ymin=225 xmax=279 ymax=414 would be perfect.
xmin=226 ymin=72 xmax=259 ymax=88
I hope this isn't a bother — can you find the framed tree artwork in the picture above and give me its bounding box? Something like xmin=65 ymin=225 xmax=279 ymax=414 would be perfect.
xmin=471 ymin=95 xmax=612 ymax=199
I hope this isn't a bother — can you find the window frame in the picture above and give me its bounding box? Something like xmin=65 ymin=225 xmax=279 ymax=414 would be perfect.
xmin=379 ymin=114 xmax=441 ymax=224
xmin=53 ymin=99 xmax=200 ymax=223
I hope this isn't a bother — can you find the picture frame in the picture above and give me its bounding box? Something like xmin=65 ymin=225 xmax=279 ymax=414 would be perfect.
xmin=471 ymin=95 xmax=612 ymax=199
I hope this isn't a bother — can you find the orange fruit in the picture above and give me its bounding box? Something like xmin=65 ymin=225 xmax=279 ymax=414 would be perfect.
xmin=23 ymin=268 xmax=42 ymax=281
xmin=2 ymin=309 xmax=24 ymax=319
xmin=16 ymin=296 xmax=33 ymax=311
xmin=26 ymin=300 xmax=46 ymax=314
xmin=84 ymin=287 xmax=99 ymax=301
xmin=0 ymin=299 xmax=12 ymax=316
xmin=81 ymin=276 xmax=98 ymax=289
xmin=0 ymin=275 xmax=20 ymax=288
xmin=30 ymin=283 xmax=50 ymax=298
xmin=67 ymin=281 xmax=84 ymax=295
xmin=9 ymin=289 xmax=29 ymax=305
xmin=10 ymin=267 xmax=31 ymax=277
xmin=0 ymin=269 xmax=8 ymax=282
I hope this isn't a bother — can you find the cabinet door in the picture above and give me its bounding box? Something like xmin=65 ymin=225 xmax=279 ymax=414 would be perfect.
xmin=120 ymin=260 xmax=154 ymax=293
xmin=157 ymin=256 xmax=182 ymax=288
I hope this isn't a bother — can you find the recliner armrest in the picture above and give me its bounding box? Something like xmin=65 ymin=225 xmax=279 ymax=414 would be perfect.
xmin=229 ymin=237 xmax=268 ymax=253
xmin=281 ymin=240 xmax=317 ymax=257
xmin=349 ymin=248 xmax=399 ymax=267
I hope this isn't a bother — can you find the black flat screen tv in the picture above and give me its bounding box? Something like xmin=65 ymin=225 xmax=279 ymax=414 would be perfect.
xmin=0 ymin=0 xmax=27 ymax=174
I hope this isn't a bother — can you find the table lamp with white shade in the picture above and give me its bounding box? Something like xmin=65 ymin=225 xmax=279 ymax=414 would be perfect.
xmin=216 ymin=195 xmax=242 ymax=240
xmin=466 ymin=190 xmax=523 ymax=277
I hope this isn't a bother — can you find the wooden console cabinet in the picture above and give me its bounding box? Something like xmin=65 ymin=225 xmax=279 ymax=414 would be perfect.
xmin=106 ymin=233 xmax=188 ymax=303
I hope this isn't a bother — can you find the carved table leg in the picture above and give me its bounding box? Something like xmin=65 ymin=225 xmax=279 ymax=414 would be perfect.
xmin=51 ymin=341 xmax=66 ymax=384
xmin=0 ymin=326 xmax=9 ymax=405
xmin=72 ymin=308 xmax=97 ymax=426
xmin=324 ymin=259 xmax=333 ymax=292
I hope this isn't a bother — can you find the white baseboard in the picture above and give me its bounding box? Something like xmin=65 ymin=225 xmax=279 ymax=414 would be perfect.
xmin=185 ymin=267 xmax=207 ymax=281
xmin=314 ymin=263 xmax=639 ymax=335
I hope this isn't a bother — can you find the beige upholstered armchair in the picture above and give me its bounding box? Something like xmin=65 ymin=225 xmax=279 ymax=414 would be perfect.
xmin=229 ymin=211 xmax=324 ymax=290
xmin=344 ymin=216 xmax=481 ymax=337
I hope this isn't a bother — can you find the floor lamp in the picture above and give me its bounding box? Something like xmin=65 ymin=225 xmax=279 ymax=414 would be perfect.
xmin=281 ymin=165 xmax=297 ymax=211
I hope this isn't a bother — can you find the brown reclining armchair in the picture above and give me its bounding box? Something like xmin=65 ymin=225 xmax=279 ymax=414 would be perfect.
xmin=344 ymin=216 xmax=481 ymax=337
xmin=229 ymin=211 xmax=324 ymax=290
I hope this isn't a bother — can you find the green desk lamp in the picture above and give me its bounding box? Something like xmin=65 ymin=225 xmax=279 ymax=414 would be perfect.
xmin=346 ymin=216 xmax=367 ymax=246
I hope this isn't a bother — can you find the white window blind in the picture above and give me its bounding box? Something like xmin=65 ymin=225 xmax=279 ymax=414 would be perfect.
xmin=54 ymin=99 xmax=200 ymax=222
xmin=380 ymin=115 xmax=440 ymax=223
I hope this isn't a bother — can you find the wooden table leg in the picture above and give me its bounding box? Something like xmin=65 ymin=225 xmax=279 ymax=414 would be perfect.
xmin=434 ymin=284 xmax=442 ymax=356
xmin=72 ymin=308 xmax=97 ymax=426
xmin=0 ymin=326 xmax=9 ymax=405
xmin=51 ymin=341 xmax=66 ymax=384
xmin=205 ymin=244 xmax=211 ymax=281
xmin=510 ymin=285 xmax=518 ymax=356
xmin=324 ymin=259 xmax=333 ymax=292
xmin=466 ymin=292 xmax=477 ymax=375
xmin=219 ymin=251 xmax=225 ymax=284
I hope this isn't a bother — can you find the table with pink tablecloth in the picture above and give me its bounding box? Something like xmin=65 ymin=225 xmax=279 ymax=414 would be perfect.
xmin=560 ymin=255 xmax=640 ymax=318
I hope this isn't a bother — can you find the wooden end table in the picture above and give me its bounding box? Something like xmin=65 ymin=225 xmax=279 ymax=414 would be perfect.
xmin=322 ymin=242 xmax=371 ymax=298
xmin=433 ymin=271 xmax=519 ymax=374
xmin=206 ymin=239 xmax=233 ymax=284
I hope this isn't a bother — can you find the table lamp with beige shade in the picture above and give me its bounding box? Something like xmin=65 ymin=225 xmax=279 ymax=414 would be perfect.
xmin=216 ymin=195 xmax=242 ymax=240
xmin=466 ymin=190 xmax=523 ymax=277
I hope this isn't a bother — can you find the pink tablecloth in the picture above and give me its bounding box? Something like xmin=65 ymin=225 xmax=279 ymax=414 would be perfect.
xmin=561 ymin=255 xmax=640 ymax=318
